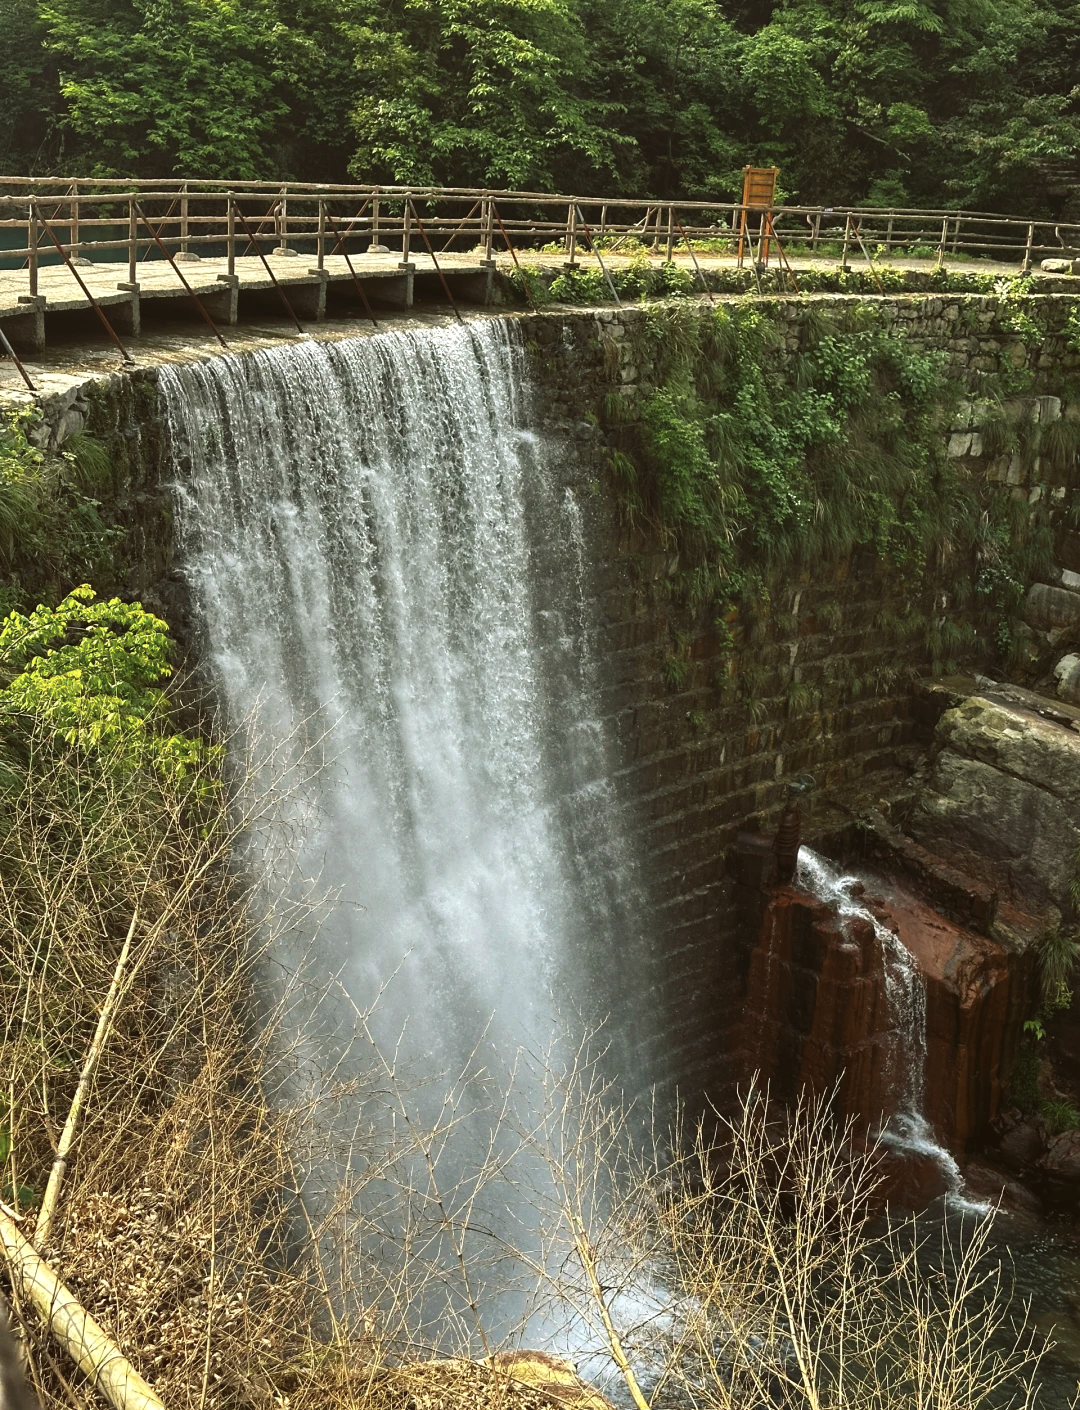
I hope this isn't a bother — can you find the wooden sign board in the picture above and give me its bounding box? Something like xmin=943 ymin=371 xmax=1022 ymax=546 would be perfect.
xmin=738 ymin=165 xmax=780 ymax=264
xmin=741 ymin=166 xmax=779 ymax=211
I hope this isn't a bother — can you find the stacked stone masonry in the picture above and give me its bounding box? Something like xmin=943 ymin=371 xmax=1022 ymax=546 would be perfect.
xmin=522 ymin=293 xmax=1080 ymax=1108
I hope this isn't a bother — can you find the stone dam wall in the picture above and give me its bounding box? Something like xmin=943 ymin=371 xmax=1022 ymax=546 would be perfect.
xmin=521 ymin=292 xmax=1080 ymax=1113
xmin=18 ymin=288 xmax=1080 ymax=1124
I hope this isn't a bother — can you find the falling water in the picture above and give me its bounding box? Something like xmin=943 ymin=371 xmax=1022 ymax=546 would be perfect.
xmin=796 ymin=848 xmax=969 ymax=1198
xmin=160 ymin=321 xmax=648 ymax=1085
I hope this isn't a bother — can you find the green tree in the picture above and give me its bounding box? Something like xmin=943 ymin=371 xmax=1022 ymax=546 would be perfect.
xmin=345 ymin=0 xmax=622 ymax=188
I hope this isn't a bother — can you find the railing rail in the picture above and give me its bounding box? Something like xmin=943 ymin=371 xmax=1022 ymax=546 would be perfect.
xmin=2 ymin=179 xmax=1079 ymax=277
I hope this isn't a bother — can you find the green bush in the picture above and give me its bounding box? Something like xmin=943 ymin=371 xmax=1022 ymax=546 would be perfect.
xmin=0 ymin=585 xmax=219 ymax=789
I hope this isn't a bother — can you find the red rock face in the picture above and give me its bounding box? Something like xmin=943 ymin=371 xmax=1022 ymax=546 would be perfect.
xmin=743 ymin=888 xmax=893 ymax=1131
xmin=742 ymin=879 xmax=1013 ymax=1155
xmin=880 ymin=888 xmax=1012 ymax=1150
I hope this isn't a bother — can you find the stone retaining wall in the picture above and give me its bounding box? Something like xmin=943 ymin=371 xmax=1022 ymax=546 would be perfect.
xmin=520 ymin=293 xmax=1080 ymax=1108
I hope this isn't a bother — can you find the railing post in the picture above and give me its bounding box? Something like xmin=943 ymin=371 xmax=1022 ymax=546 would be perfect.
xmin=28 ymin=196 xmax=38 ymax=297
xmin=371 ymin=190 xmax=387 ymax=253
xmin=482 ymin=195 xmax=494 ymax=262
xmin=277 ymin=184 xmax=288 ymax=254
xmin=840 ymin=214 xmax=852 ymax=270
xmin=935 ymin=215 xmax=948 ymax=269
xmin=951 ymin=214 xmax=961 ymax=255
xmin=401 ymin=196 xmax=411 ymax=264
xmin=666 ymin=204 xmax=675 ymax=262
xmin=227 ymin=192 xmax=236 ymax=276
xmin=566 ymin=201 xmax=578 ymax=267
xmin=70 ymin=180 xmax=80 ymax=262
xmin=128 ymin=195 xmax=138 ymax=285
xmin=317 ymin=196 xmax=326 ymax=270
xmin=179 ymin=181 xmax=191 ymax=258
xmin=885 ymin=213 xmax=894 ymax=251
xmin=1022 ymin=222 xmax=1035 ymax=274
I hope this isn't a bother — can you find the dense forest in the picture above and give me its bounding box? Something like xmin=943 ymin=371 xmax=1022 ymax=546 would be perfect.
xmin=1 ymin=0 xmax=1080 ymax=216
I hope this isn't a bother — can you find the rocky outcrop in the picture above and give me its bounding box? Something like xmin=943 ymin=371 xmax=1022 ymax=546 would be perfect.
xmin=908 ymin=695 xmax=1080 ymax=920
xmin=1025 ymin=581 xmax=1080 ymax=636
xmin=741 ymin=873 xmax=1014 ymax=1153
xmin=742 ymin=888 xmax=893 ymax=1129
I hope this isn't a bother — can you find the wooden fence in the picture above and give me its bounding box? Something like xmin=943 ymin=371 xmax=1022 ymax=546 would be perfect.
xmin=2 ymin=177 xmax=1080 ymax=284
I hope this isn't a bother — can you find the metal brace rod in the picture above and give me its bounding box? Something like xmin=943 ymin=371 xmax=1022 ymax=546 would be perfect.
xmin=36 ymin=212 xmax=135 ymax=363
xmin=141 ymin=196 xmax=178 ymax=261
xmin=439 ymin=198 xmax=480 ymax=254
xmin=574 ymin=206 xmax=620 ymax=304
xmin=324 ymin=208 xmax=379 ymax=328
xmin=409 ymin=200 xmax=463 ymax=322
xmin=230 ymin=201 xmax=305 ymax=335
xmin=491 ymin=203 xmax=538 ymax=310
xmin=673 ymin=211 xmax=715 ymax=304
xmin=765 ymin=213 xmax=801 ymax=294
xmin=335 ymin=197 xmax=373 ymax=245
xmin=0 ymin=325 xmax=36 ymax=391
xmin=134 ymin=201 xmax=228 ymax=346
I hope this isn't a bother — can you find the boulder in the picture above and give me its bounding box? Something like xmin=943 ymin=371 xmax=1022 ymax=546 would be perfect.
xmin=1055 ymin=653 xmax=1080 ymax=705
xmin=1039 ymin=1128 xmax=1080 ymax=1184
xmin=998 ymin=1119 xmax=1046 ymax=1170
xmin=874 ymin=1144 xmax=951 ymax=1210
xmin=1040 ymin=258 xmax=1080 ymax=274
xmin=378 ymin=1356 xmax=614 ymax=1410
xmin=908 ymin=696 xmax=1080 ymax=912
xmin=1024 ymin=582 xmax=1080 ymax=635
xmin=962 ymin=1159 xmax=1043 ymax=1218
xmin=490 ymin=1353 xmax=614 ymax=1410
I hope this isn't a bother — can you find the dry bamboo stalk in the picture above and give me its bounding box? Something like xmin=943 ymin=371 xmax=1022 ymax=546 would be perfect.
xmin=35 ymin=911 xmax=139 ymax=1249
xmin=0 ymin=1207 xmax=165 ymax=1410
xmin=573 ymin=1231 xmax=650 ymax=1410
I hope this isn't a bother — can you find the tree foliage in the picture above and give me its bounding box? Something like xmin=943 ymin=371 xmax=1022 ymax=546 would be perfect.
xmin=3 ymin=0 xmax=1079 ymax=213
xmin=0 ymin=585 xmax=214 ymax=782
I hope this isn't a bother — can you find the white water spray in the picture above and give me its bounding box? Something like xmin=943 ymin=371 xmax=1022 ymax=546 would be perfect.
xmin=162 ymin=323 xmax=647 ymax=1069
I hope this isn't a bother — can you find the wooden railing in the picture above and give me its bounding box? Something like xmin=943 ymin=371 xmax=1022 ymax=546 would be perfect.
xmin=2 ymin=177 xmax=1080 ymax=281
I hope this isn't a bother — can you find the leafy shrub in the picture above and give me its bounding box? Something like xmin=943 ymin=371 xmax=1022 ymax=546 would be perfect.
xmin=606 ymin=302 xmax=1053 ymax=666
xmin=0 ymin=585 xmax=219 ymax=787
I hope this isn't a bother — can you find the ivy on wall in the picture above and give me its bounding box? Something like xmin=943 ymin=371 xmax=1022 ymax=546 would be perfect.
xmin=598 ymin=300 xmax=1068 ymax=678
xmin=0 ymin=408 xmax=127 ymax=614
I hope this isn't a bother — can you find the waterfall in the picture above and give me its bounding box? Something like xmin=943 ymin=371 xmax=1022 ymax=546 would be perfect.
xmin=795 ymin=848 xmax=969 ymax=1198
xmin=160 ymin=321 xmax=648 ymax=1084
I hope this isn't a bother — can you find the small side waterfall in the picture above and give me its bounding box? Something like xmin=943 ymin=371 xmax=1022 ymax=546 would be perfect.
xmin=159 ymin=319 xmax=649 ymax=1108
xmin=796 ymin=848 xmax=968 ymax=1198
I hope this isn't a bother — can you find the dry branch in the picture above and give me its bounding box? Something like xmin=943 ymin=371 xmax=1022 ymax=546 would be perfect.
xmin=35 ymin=910 xmax=140 ymax=1251
xmin=0 ymin=1206 xmax=164 ymax=1410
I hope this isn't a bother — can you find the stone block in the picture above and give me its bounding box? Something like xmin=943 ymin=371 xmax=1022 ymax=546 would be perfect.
xmin=1024 ymin=581 xmax=1080 ymax=634
xmin=909 ymin=695 xmax=1080 ymax=911
xmin=1 ymin=296 xmax=46 ymax=355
